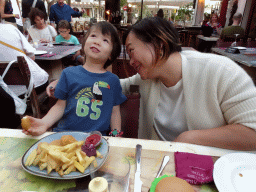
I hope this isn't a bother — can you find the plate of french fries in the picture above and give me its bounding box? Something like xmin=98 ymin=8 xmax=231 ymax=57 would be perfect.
xmin=21 ymin=131 xmax=109 ymax=179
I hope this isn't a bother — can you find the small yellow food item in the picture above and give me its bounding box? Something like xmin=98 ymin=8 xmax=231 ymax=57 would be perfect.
xmin=61 ymin=135 xmax=77 ymax=146
xmin=21 ymin=116 xmax=31 ymax=130
xmin=89 ymin=177 xmax=108 ymax=192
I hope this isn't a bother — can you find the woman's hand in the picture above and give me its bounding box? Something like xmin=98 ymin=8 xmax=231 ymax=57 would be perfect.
xmin=22 ymin=116 xmax=49 ymax=136
xmin=46 ymin=80 xmax=58 ymax=97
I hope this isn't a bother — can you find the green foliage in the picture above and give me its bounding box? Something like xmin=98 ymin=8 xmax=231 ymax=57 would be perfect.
xmin=136 ymin=4 xmax=153 ymax=20
xmin=120 ymin=0 xmax=127 ymax=7
xmin=175 ymin=2 xmax=193 ymax=22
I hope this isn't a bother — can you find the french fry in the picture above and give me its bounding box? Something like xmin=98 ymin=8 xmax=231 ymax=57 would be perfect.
xmin=37 ymin=142 xmax=48 ymax=154
xmin=47 ymin=155 xmax=58 ymax=169
xmin=80 ymin=150 xmax=87 ymax=157
xmin=64 ymin=165 xmax=75 ymax=175
xmin=76 ymin=149 xmax=85 ymax=164
xmin=83 ymin=156 xmax=95 ymax=170
xmin=25 ymin=149 xmax=37 ymax=166
xmin=33 ymin=151 xmax=46 ymax=166
xmin=48 ymin=149 xmax=70 ymax=163
xmin=96 ymin=150 xmax=103 ymax=159
xmin=93 ymin=159 xmax=97 ymax=168
xmin=74 ymin=160 xmax=85 ymax=173
xmin=66 ymin=151 xmax=76 ymax=159
xmin=58 ymin=169 xmax=64 ymax=177
xmin=47 ymin=163 xmax=53 ymax=174
xmin=39 ymin=162 xmax=48 ymax=170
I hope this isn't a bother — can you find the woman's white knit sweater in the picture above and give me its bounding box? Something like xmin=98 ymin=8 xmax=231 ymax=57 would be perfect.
xmin=120 ymin=51 xmax=256 ymax=140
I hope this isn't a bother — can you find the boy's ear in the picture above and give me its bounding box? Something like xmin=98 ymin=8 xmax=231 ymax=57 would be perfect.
xmin=68 ymin=29 xmax=70 ymax=33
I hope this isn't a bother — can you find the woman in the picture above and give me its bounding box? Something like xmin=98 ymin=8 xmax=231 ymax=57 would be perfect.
xmin=0 ymin=0 xmax=20 ymax=26
xmin=27 ymin=8 xmax=57 ymax=43
xmin=205 ymin=13 xmax=222 ymax=36
xmin=46 ymin=17 xmax=256 ymax=150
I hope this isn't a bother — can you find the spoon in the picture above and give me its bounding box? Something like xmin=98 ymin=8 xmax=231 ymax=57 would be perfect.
xmin=155 ymin=155 xmax=170 ymax=178
xmin=148 ymin=155 xmax=170 ymax=191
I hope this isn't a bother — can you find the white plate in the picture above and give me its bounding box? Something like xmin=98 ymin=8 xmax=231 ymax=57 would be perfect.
xmin=21 ymin=131 xmax=109 ymax=179
xmin=34 ymin=50 xmax=47 ymax=55
xmin=213 ymin=153 xmax=256 ymax=192
xmin=232 ymin=47 xmax=247 ymax=50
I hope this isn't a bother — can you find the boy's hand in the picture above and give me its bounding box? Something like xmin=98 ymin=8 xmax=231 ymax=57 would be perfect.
xmin=46 ymin=80 xmax=58 ymax=97
xmin=22 ymin=116 xmax=49 ymax=136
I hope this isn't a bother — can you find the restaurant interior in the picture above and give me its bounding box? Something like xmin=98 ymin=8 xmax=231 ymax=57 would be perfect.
xmin=1 ymin=0 xmax=256 ymax=191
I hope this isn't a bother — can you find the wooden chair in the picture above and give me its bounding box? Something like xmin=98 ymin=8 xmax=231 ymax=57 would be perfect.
xmin=215 ymin=39 xmax=233 ymax=48
xmin=246 ymin=38 xmax=256 ymax=47
xmin=120 ymin=85 xmax=140 ymax=138
xmin=0 ymin=56 xmax=41 ymax=118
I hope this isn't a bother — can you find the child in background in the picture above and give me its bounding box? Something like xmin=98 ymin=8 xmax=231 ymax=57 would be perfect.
xmin=56 ymin=20 xmax=84 ymax=66
xmin=22 ymin=21 xmax=126 ymax=136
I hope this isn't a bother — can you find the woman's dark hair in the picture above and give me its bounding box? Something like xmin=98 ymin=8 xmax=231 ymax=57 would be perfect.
xmin=58 ymin=20 xmax=71 ymax=30
xmin=157 ymin=9 xmax=164 ymax=18
xmin=28 ymin=8 xmax=47 ymax=25
xmin=123 ymin=17 xmax=181 ymax=66
xmin=82 ymin=21 xmax=121 ymax=69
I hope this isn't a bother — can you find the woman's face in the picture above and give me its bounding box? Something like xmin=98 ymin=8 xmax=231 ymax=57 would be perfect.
xmin=125 ymin=32 xmax=156 ymax=80
xmin=211 ymin=15 xmax=217 ymax=22
xmin=34 ymin=16 xmax=45 ymax=27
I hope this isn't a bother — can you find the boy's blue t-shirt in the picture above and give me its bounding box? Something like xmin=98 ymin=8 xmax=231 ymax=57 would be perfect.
xmin=55 ymin=35 xmax=80 ymax=45
xmin=53 ymin=66 xmax=127 ymax=134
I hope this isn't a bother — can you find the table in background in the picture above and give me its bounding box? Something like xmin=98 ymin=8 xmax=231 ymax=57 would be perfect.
xmin=197 ymin=35 xmax=219 ymax=52
xmin=211 ymin=47 xmax=256 ymax=84
xmin=35 ymin=45 xmax=82 ymax=81
xmin=1 ymin=128 xmax=255 ymax=192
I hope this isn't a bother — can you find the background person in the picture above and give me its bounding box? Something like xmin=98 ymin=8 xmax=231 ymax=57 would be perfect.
xmin=0 ymin=0 xmax=20 ymax=27
xmin=205 ymin=13 xmax=222 ymax=36
xmin=0 ymin=20 xmax=49 ymax=95
xmin=46 ymin=17 xmax=256 ymax=151
xmin=49 ymin=0 xmax=84 ymax=31
xmin=156 ymin=9 xmax=164 ymax=19
xmin=27 ymin=8 xmax=57 ymax=43
xmin=22 ymin=0 xmax=47 ymax=31
xmin=55 ymin=20 xmax=83 ymax=66
xmin=220 ymin=12 xmax=245 ymax=40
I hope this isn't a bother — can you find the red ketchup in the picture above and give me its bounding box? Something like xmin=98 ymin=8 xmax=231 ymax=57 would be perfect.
xmin=85 ymin=134 xmax=101 ymax=146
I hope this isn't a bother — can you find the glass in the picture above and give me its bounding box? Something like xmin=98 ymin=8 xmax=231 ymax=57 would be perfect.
xmin=231 ymin=34 xmax=240 ymax=47
xmin=89 ymin=157 xmax=131 ymax=192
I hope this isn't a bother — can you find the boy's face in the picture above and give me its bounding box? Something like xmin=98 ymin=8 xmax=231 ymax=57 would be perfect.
xmin=84 ymin=28 xmax=113 ymax=64
xmin=58 ymin=28 xmax=70 ymax=38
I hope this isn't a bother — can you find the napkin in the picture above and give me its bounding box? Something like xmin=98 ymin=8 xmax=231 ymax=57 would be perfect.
xmin=40 ymin=53 xmax=56 ymax=58
xmin=174 ymin=152 xmax=214 ymax=185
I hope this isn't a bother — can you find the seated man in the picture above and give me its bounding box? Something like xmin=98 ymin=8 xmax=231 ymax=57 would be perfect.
xmin=220 ymin=12 xmax=245 ymax=40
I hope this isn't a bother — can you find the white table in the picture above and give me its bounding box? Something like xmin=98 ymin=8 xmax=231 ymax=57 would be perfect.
xmin=197 ymin=34 xmax=219 ymax=41
xmin=1 ymin=128 xmax=255 ymax=157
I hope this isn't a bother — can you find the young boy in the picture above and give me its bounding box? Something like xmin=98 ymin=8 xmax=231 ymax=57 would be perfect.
xmin=56 ymin=20 xmax=84 ymax=66
xmin=22 ymin=21 xmax=126 ymax=136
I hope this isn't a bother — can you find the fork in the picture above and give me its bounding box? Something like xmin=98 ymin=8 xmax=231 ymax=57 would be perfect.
xmin=148 ymin=155 xmax=170 ymax=192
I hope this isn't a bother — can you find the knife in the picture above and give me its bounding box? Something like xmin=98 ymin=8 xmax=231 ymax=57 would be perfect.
xmin=134 ymin=144 xmax=143 ymax=192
